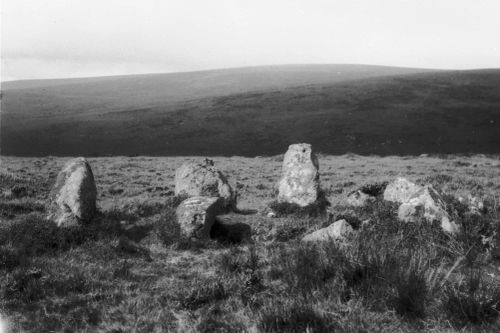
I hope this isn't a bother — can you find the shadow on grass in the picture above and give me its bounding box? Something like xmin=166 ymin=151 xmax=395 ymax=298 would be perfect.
xmin=234 ymin=208 xmax=259 ymax=215
xmin=268 ymin=190 xmax=330 ymax=218
xmin=0 ymin=197 xmax=192 ymax=270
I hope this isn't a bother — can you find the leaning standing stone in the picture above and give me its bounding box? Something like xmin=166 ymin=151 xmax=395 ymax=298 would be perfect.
xmin=176 ymin=196 xmax=223 ymax=240
xmin=278 ymin=143 xmax=320 ymax=207
xmin=48 ymin=157 xmax=97 ymax=227
xmin=175 ymin=159 xmax=236 ymax=211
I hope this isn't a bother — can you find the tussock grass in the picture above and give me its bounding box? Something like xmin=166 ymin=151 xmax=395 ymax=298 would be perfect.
xmin=0 ymin=213 xmax=86 ymax=256
xmin=0 ymin=246 xmax=25 ymax=272
xmin=153 ymin=194 xmax=196 ymax=249
xmin=268 ymin=242 xmax=344 ymax=296
xmin=258 ymin=300 xmax=336 ymax=333
xmin=0 ymin=199 xmax=45 ymax=217
xmin=357 ymin=181 xmax=388 ymax=197
xmin=444 ymin=270 xmax=500 ymax=326
xmin=174 ymin=276 xmax=229 ymax=311
xmin=195 ymin=306 xmax=248 ymax=333
xmin=262 ymin=195 xmax=499 ymax=327
xmin=271 ymin=217 xmax=323 ymax=242
xmin=216 ymin=246 xmax=260 ymax=275
xmin=1 ymin=155 xmax=500 ymax=332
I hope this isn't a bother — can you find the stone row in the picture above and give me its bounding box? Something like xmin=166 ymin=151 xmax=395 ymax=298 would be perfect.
xmin=48 ymin=143 xmax=480 ymax=243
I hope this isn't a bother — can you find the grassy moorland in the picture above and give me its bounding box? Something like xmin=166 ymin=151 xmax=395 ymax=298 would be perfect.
xmin=2 ymin=65 xmax=500 ymax=156
xmin=0 ymin=154 xmax=500 ymax=332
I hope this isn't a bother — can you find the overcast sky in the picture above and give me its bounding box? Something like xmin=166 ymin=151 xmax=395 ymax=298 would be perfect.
xmin=2 ymin=0 xmax=500 ymax=81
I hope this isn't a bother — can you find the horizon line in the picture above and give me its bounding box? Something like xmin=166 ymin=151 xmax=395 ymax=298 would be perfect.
xmin=4 ymin=62 xmax=498 ymax=84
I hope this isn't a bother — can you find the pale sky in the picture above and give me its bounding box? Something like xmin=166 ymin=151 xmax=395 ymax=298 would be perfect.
xmin=2 ymin=0 xmax=500 ymax=81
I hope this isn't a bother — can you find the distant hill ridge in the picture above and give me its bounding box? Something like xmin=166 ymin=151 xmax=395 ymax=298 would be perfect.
xmin=2 ymin=64 xmax=432 ymax=90
xmin=1 ymin=64 xmax=499 ymax=156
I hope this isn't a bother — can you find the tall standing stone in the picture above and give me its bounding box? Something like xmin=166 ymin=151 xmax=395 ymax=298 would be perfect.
xmin=175 ymin=159 xmax=236 ymax=211
xmin=48 ymin=157 xmax=97 ymax=227
xmin=278 ymin=143 xmax=320 ymax=207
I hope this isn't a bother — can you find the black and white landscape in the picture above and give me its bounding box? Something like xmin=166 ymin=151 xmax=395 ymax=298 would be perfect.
xmin=1 ymin=1 xmax=500 ymax=332
xmin=2 ymin=65 xmax=500 ymax=156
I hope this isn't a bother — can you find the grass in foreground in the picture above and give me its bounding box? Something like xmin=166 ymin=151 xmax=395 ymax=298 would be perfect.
xmin=0 ymin=155 xmax=499 ymax=332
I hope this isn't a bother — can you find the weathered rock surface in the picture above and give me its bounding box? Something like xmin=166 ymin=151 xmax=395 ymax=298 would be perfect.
xmin=397 ymin=186 xmax=445 ymax=219
xmin=211 ymin=215 xmax=252 ymax=244
xmin=48 ymin=157 xmax=97 ymax=227
xmin=278 ymin=143 xmax=320 ymax=207
xmin=176 ymin=196 xmax=223 ymax=240
xmin=175 ymin=159 xmax=236 ymax=211
xmin=398 ymin=186 xmax=460 ymax=234
xmin=384 ymin=178 xmax=459 ymax=234
xmin=302 ymin=219 xmax=353 ymax=242
xmin=383 ymin=177 xmax=422 ymax=203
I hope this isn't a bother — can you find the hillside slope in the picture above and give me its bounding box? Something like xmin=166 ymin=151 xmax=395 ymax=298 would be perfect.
xmin=1 ymin=66 xmax=499 ymax=156
xmin=1 ymin=64 xmax=429 ymax=119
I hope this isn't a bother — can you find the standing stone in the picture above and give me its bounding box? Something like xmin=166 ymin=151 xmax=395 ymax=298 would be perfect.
xmin=48 ymin=157 xmax=97 ymax=227
xmin=175 ymin=159 xmax=235 ymax=211
xmin=278 ymin=143 xmax=319 ymax=207
xmin=175 ymin=196 xmax=223 ymax=240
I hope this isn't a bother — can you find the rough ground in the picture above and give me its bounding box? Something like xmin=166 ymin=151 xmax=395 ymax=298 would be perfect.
xmin=1 ymin=154 xmax=500 ymax=332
